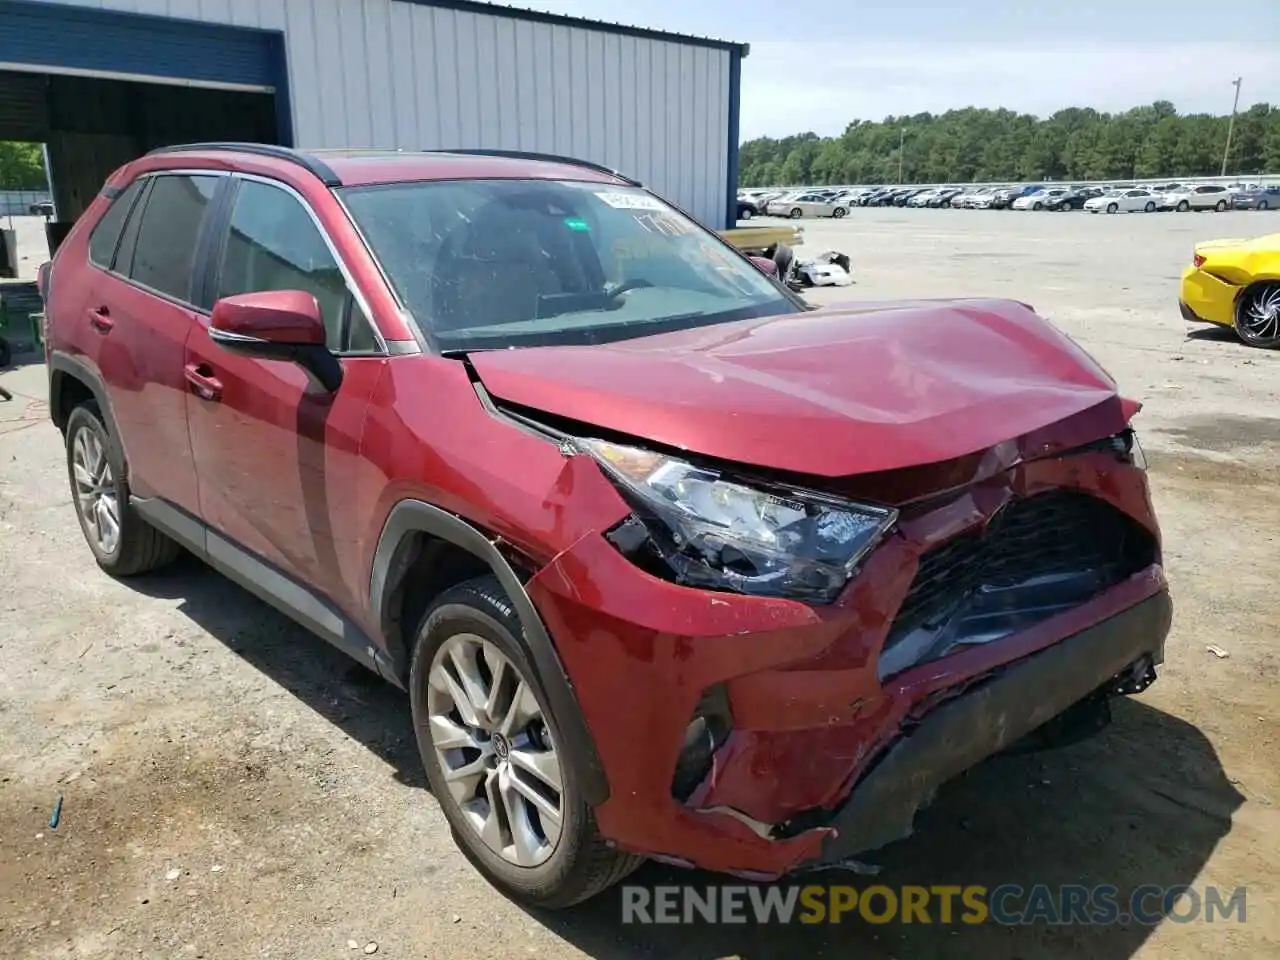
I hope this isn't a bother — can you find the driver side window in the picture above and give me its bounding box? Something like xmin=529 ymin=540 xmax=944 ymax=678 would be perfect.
xmin=217 ymin=179 xmax=379 ymax=353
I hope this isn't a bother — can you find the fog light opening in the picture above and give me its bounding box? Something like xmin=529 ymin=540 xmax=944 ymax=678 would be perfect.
xmin=670 ymin=685 xmax=733 ymax=802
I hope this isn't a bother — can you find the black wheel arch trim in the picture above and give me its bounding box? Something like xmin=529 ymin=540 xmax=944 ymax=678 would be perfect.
xmin=48 ymin=352 xmax=125 ymax=455
xmin=369 ymin=498 xmax=610 ymax=805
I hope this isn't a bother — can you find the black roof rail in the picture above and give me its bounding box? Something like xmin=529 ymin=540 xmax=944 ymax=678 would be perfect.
xmin=436 ymin=149 xmax=641 ymax=187
xmin=145 ymin=142 xmax=342 ymax=187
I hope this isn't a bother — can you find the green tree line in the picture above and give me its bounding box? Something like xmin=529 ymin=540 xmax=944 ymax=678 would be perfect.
xmin=740 ymin=102 xmax=1280 ymax=187
xmin=0 ymin=141 xmax=47 ymax=190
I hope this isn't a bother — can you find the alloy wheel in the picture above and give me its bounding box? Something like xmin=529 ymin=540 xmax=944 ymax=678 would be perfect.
xmin=72 ymin=427 xmax=120 ymax=556
xmin=426 ymin=633 xmax=563 ymax=867
xmin=1237 ymin=284 xmax=1280 ymax=347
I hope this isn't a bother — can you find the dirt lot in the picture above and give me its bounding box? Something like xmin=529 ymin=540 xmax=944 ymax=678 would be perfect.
xmin=2 ymin=208 xmax=1278 ymax=959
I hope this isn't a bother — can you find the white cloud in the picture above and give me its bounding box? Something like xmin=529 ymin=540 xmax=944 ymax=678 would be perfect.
xmin=740 ymin=41 xmax=1280 ymax=139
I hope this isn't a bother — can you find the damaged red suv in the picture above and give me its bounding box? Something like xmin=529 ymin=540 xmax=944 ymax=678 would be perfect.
xmin=42 ymin=144 xmax=1170 ymax=908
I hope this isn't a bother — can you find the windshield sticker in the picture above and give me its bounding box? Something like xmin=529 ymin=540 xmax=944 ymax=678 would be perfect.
xmin=594 ymin=191 xmax=665 ymax=211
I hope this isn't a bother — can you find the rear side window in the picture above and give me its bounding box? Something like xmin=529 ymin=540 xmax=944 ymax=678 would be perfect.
xmin=88 ymin=179 xmax=146 ymax=269
xmin=127 ymin=174 xmax=220 ymax=302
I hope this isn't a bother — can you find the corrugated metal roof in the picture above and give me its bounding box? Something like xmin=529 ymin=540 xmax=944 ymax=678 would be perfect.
xmin=396 ymin=0 xmax=749 ymax=54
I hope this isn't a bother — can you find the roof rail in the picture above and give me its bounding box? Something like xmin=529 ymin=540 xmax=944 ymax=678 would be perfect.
xmin=145 ymin=142 xmax=341 ymax=187
xmin=437 ymin=149 xmax=641 ymax=187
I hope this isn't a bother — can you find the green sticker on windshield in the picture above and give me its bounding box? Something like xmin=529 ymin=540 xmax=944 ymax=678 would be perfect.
xmin=563 ymin=217 xmax=591 ymax=231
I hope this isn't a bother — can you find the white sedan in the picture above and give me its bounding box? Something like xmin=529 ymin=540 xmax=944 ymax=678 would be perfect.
xmin=765 ymin=192 xmax=851 ymax=219
xmin=1084 ymin=188 xmax=1160 ymax=214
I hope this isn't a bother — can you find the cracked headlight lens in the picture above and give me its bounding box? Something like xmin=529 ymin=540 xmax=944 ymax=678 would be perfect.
xmin=583 ymin=439 xmax=898 ymax=603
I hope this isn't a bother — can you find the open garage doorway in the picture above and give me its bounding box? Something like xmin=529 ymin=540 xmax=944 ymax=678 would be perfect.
xmin=0 ymin=0 xmax=289 ymax=256
xmin=0 ymin=69 xmax=279 ymax=228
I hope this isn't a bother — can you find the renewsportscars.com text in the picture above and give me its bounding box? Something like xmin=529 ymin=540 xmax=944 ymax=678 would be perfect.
xmin=621 ymin=883 xmax=1248 ymax=926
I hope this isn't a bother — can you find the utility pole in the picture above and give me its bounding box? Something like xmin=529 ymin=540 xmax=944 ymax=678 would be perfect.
xmin=898 ymin=127 xmax=906 ymax=183
xmin=1221 ymin=76 xmax=1242 ymax=177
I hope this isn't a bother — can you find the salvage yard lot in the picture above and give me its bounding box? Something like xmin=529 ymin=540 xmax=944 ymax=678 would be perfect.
xmin=2 ymin=208 xmax=1278 ymax=959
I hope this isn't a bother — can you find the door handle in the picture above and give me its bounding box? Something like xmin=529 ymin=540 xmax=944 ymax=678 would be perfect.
xmin=184 ymin=362 xmax=223 ymax=402
xmin=87 ymin=306 xmax=113 ymax=333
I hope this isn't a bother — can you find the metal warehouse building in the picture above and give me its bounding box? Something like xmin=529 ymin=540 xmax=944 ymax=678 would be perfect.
xmin=0 ymin=0 xmax=746 ymax=237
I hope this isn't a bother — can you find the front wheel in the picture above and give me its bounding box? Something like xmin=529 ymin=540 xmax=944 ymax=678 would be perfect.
xmin=1258 ymin=200 xmax=1269 ymax=211
xmin=64 ymin=403 xmax=181 ymax=576
xmin=1107 ymin=203 xmax=1118 ymax=214
xmin=1215 ymin=199 xmax=1228 ymax=212
xmin=832 ymin=206 xmax=847 ymax=218
xmin=739 ymin=207 xmax=753 ymax=221
xmin=1177 ymin=200 xmax=1190 ymax=212
xmin=410 ymin=575 xmax=643 ymax=909
xmin=1234 ymin=282 xmax=1280 ymax=349
xmin=1144 ymin=201 xmax=1156 ymax=212
xmin=1032 ymin=202 xmax=1043 ymax=211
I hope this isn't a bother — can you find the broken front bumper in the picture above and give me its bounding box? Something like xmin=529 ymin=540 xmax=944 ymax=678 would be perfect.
xmin=816 ymin=588 xmax=1171 ymax=864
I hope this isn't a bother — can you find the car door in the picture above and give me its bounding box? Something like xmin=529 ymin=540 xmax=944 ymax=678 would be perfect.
xmin=84 ymin=172 xmax=224 ymax=515
xmin=184 ymin=174 xmax=386 ymax=609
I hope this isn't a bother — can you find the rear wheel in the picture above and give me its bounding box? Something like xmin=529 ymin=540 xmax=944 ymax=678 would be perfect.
xmin=1259 ymin=200 xmax=1269 ymax=211
xmin=1177 ymin=200 xmax=1191 ymax=212
xmin=1032 ymin=202 xmax=1043 ymax=211
xmin=832 ymin=206 xmax=847 ymax=218
xmin=739 ymin=206 xmax=753 ymax=221
xmin=64 ymin=403 xmax=181 ymax=576
xmin=1234 ymin=282 xmax=1280 ymax=349
xmin=1215 ymin=199 xmax=1228 ymax=212
xmin=410 ymin=575 xmax=643 ymax=908
xmin=789 ymin=208 xmax=803 ymax=219
xmin=1144 ymin=201 xmax=1156 ymax=213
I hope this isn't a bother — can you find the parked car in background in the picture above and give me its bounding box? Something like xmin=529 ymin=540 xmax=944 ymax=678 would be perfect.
xmin=1013 ymin=188 xmax=1068 ymax=211
xmin=41 ymin=142 xmax=1173 ymax=909
xmin=766 ymin=191 xmax=851 ymax=219
xmin=1232 ymin=186 xmax=1280 ymax=211
xmin=736 ymin=196 xmax=760 ymax=220
xmin=930 ymin=187 xmax=967 ymax=207
xmin=1160 ymin=184 xmax=1232 ymax=212
xmin=1180 ymin=231 xmax=1280 ymax=348
xmin=1085 ymin=188 xmax=1160 ymax=214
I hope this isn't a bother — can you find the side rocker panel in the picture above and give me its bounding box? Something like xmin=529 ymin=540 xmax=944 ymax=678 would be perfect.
xmin=369 ymin=498 xmax=610 ymax=806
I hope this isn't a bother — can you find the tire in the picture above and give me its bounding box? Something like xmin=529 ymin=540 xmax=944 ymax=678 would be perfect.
xmin=1032 ymin=202 xmax=1043 ymax=211
xmin=0 ymin=336 xmax=10 ymax=368
xmin=788 ymin=208 xmax=803 ymax=219
xmin=739 ymin=207 xmax=753 ymax=221
xmin=409 ymin=574 xmax=643 ymax=909
xmin=1144 ymin=201 xmax=1156 ymax=213
xmin=1215 ymin=199 xmax=1228 ymax=212
xmin=1259 ymin=200 xmax=1269 ymax=211
xmin=1107 ymin=203 xmax=1118 ymax=214
xmin=1233 ymin=282 xmax=1280 ymax=349
xmin=832 ymin=206 xmax=847 ymax=218
xmin=1177 ymin=200 xmax=1190 ymax=212
xmin=64 ymin=402 xmax=182 ymax=576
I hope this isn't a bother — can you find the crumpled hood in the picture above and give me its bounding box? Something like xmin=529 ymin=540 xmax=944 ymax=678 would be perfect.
xmin=469 ymin=298 xmax=1125 ymax=477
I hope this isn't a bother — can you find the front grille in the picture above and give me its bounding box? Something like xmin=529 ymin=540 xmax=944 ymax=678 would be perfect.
xmin=886 ymin=490 xmax=1156 ymax=647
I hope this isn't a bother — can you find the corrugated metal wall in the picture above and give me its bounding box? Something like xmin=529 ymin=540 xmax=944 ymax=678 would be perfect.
xmin=33 ymin=0 xmax=733 ymax=227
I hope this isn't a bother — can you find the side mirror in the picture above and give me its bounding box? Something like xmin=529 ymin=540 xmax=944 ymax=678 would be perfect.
xmin=209 ymin=290 xmax=343 ymax=392
xmin=748 ymin=255 xmax=779 ymax=277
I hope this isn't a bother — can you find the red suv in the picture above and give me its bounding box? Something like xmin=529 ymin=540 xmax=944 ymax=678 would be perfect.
xmin=40 ymin=143 xmax=1171 ymax=907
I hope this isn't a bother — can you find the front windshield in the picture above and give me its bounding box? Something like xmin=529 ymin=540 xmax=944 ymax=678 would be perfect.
xmin=339 ymin=179 xmax=800 ymax=351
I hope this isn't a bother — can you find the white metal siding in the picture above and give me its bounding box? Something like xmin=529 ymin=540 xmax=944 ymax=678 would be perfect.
xmin=34 ymin=0 xmax=732 ymax=227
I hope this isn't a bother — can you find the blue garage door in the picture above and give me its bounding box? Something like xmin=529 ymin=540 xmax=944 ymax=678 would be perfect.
xmin=0 ymin=0 xmax=284 ymax=92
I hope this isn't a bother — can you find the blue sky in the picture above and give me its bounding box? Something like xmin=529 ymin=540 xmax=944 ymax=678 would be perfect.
xmin=501 ymin=1 xmax=1280 ymax=139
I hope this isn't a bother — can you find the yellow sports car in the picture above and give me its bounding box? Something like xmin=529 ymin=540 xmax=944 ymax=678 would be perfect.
xmin=1179 ymin=232 xmax=1280 ymax=348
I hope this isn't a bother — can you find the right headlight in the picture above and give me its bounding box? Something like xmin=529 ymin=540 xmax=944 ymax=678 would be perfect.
xmin=582 ymin=439 xmax=898 ymax=603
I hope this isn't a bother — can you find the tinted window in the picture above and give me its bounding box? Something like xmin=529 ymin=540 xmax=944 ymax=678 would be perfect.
xmin=88 ymin=179 xmax=146 ymax=269
xmin=128 ymin=174 xmax=220 ymax=302
xmin=217 ymin=179 xmax=373 ymax=351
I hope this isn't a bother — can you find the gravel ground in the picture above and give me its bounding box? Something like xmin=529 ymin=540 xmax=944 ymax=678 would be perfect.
xmin=2 ymin=208 xmax=1278 ymax=959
